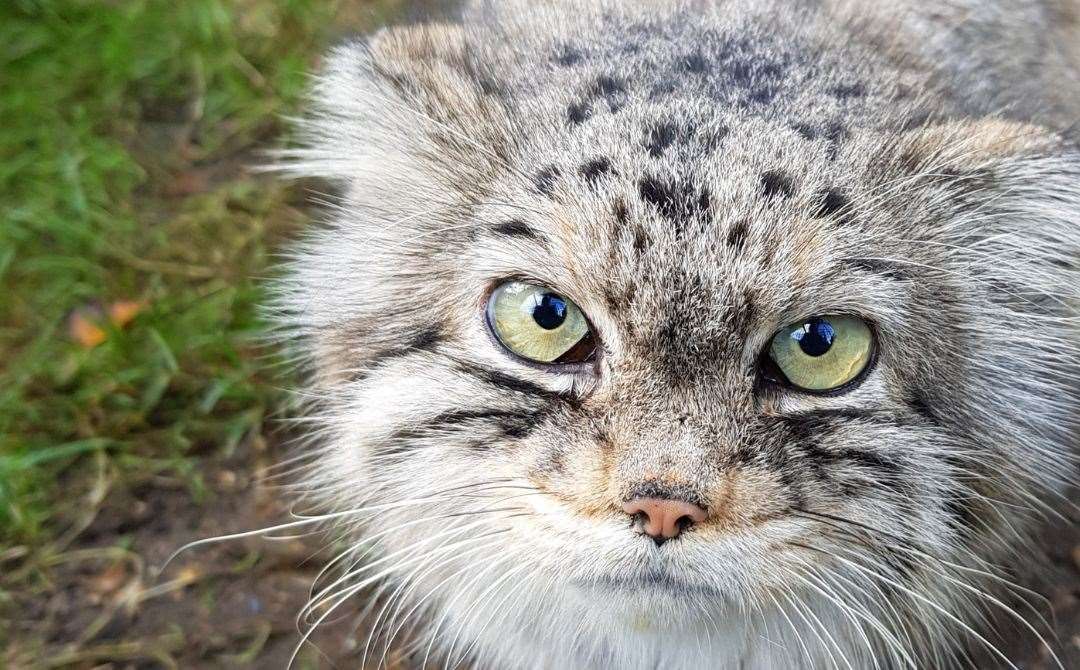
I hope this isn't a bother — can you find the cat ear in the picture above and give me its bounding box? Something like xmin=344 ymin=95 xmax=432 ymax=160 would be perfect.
xmin=891 ymin=118 xmax=1063 ymax=173
xmin=884 ymin=117 xmax=1079 ymax=306
xmin=878 ymin=118 xmax=1075 ymax=232
xmin=367 ymin=23 xmax=508 ymax=132
xmin=277 ymin=25 xmax=514 ymax=195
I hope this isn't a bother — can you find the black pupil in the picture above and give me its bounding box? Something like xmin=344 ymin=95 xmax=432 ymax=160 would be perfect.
xmin=792 ymin=318 xmax=835 ymax=357
xmin=532 ymin=293 xmax=568 ymax=330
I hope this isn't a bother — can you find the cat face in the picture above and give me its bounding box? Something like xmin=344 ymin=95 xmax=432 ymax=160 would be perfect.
xmin=273 ymin=3 xmax=1079 ymax=667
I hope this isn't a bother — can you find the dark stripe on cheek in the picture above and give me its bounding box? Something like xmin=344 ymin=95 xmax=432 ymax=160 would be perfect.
xmin=780 ymin=415 xmax=906 ymax=495
xmin=352 ymin=326 xmax=443 ymax=382
xmin=905 ymin=390 xmax=940 ymax=426
xmin=452 ymin=359 xmax=576 ymax=406
xmin=762 ymin=444 xmax=807 ymax=508
xmin=935 ymin=453 xmax=980 ymax=537
xmin=779 ymin=409 xmax=899 ymax=430
xmin=491 ymin=219 xmax=543 ymax=241
xmin=376 ymin=408 xmax=550 ymax=458
xmin=388 ymin=408 xmax=547 ymax=443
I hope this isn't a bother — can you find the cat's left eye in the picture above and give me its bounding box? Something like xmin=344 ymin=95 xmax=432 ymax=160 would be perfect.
xmin=486 ymin=282 xmax=596 ymax=365
xmin=764 ymin=315 xmax=874 ymax=392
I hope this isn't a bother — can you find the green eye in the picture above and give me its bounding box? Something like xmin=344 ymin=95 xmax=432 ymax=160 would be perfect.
xmin=766 ymin=316 xmax=874 ymax=392
xmin=487 ymin=282 xmax=595 ymax=365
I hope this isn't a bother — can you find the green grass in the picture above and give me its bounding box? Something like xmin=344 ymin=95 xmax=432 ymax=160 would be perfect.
xmin=0 ymin=0 xmax=351 ymax=549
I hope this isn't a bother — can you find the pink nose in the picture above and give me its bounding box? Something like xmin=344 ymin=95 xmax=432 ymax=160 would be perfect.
xmin=622 ymin=497 xmax=708 ymax=544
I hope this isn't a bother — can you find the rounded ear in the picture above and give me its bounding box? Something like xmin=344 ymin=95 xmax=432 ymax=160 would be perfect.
xmin=277 ymin=24 xmax=515 ymax=196
xmin=891 ymin=119 xmax=1062 ymax=174
xmin=367 ymin=23 xmax=502 ymax=126
xmin=870 ymin=117 xmax=1079 ymax=310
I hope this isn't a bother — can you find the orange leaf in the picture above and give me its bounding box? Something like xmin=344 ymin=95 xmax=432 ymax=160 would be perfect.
xmin=107 ymin=300 xmax=144 ymax=327
xmin=68 ymin=312 xmax=107 ymax=348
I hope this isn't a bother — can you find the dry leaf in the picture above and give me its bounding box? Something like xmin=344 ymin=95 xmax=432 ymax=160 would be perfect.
xmin=68 ymin=310 xmax=108 ymax=348
xmin=107 ymin=300 xmax=144 ymax=327
xmin=67 ymin=300 xmax=145 ymax=348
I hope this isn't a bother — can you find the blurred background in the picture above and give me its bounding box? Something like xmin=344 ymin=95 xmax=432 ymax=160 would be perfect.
xmin=0 ymin=1 xmax=452 ymax=667
xmin=0 ymin=1 xmax=1077 ymax=668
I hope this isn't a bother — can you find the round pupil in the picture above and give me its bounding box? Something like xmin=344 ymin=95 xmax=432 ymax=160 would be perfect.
xmin=532 ymin=293 xmax=568 ymax=330
xmin=792 ymin=318 xmax=835 ymax=357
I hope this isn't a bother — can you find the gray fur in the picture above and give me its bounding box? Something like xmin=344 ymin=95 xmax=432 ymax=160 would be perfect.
xmin=269 ymin=1 xmax=1080 ymax=667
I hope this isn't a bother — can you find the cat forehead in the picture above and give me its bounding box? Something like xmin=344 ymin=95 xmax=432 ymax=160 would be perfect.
xmin=479 ymin=111 xmax=887 ymax=298
xmin=461 ymin=9 xmax=911 ymax=304
xmin=470 ymin=132 xmax=905 ymax=378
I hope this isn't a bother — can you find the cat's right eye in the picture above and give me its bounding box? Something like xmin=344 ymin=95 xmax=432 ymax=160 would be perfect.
xmin=486 ymin=281 xmax=596 ymax=366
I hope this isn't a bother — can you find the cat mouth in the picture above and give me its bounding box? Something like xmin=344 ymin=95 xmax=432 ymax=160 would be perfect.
xmin=574 ymin=572 xmax=724 ymax=597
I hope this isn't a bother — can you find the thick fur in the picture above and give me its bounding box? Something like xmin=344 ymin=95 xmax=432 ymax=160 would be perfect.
xmin=270 ymin=1 xmax=1080 ymax=668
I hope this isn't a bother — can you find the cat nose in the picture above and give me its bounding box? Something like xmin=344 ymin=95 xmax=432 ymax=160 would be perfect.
xmin=622 ymin=497 xmax=708 ymax=546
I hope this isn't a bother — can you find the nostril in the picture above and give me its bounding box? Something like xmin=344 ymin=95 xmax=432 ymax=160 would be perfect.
xmin=622 ymin=497 xmax=708 ymax=543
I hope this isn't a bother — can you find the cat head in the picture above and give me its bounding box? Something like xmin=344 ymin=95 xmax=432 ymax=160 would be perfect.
xmin=271 ymin=2 xmax=1080 ymax=666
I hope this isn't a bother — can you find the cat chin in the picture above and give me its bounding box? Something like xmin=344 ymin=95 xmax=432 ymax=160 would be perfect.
xmin=424 ymin=579 xmax=864 ymax=670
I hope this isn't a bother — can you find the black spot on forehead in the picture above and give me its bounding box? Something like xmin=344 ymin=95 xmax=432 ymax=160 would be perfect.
xmin=593 ymin=75 xmax=626 ymax=97
xmin=792 ymin=122 xmax=817 ymax=140
xmin=645 ymin=122 xmax=678 ymax=158
xmin=533 ymin=166 xmax=560 ymax=196
xmin=590 ymin=74 xmax=629 ymax=113
xmin=639 ymin=176 xmax=676 ymax=216
xmin=829 ymin=82 xmax=866 ymax=99
xmin=814 ymin=188 xmax=850 ymax=219
xmin=822 ymin=120 xmax=849 ymax=160
xmin=681 ymin=52 xmax=709 ymax=74
xmin=567 ymin=101 xmax=591 ymax=126
xmin=554 ymin=45 xmax=583 ymax=67
xmin=789 ymin=121 xmax=848 ymax=159
xmin=730 ymin=59 xmax=754 ymax=86
xmin=760 ymin=170 xmax=795 ymax=198
xmin=726 ymin=219 xmax=750 ymax=252
xmin=638 ymin=175 xmax=711 ymax=232
xmin=649 ymin=81 xmax=677 ymax=99
xmin=746 ymin=88 xmax=776 ymax=106
xmin=612 ymin=198 xmax=630 ymax=225
xmin=580 ymin=157 xmax=615 ymax=184
xmin=702 ymin=125 xmax=729 ymax=152
xmin=492 ymin=219 xmax=543 ymax=240
xmin=632 ymin=226 xmax=649 ymax=253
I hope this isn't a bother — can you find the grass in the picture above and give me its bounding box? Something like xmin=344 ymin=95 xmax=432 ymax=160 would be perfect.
xmin=0 ymin=3 xmax=427 ymax=662
xmin=0 ymin=0 xmax=410 ymax=555
xmin=0 ymin=0 xmax=322 ymax=549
